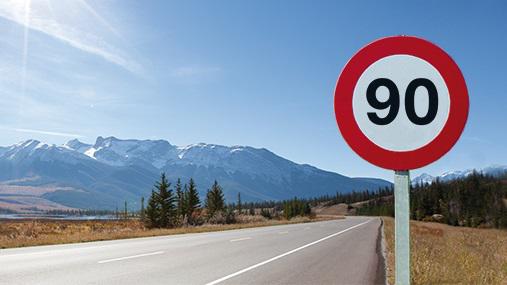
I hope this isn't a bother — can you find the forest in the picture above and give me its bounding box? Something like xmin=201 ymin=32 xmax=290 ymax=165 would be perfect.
xmin=358 ymin=173 xmax=507 ymax=228
xmin=41 ymin=172 xmax=507 ymax=229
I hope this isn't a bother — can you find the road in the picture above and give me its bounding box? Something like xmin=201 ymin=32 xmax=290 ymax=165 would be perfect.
xmin=0 ymin=217 xmax=385 ymax=285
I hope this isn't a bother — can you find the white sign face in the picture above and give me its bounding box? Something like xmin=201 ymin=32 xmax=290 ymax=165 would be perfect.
xmin=335 ymin=36 xmax=468 ymax=170
xmin=352 ymin=55 xmax=450 ymax=152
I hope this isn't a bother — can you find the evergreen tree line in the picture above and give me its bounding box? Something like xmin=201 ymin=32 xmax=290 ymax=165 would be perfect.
xmin=309 ymin=187 xmax=394 ymax=206
xmin=356 ymin=173 xmax=507 ymax=228
xmin=41 ymin=183 xmax=392 ymax=222
xmin=231 ymin=187 xmax=394 ymax=216
xmin=283 ymin=197 xmax=312 ymax=219
xmin=356 ymin=196 xmax=395 ymax=217
xmin=45 ymin=209 xmax=117 ymax=217
xmin=230 ymin=197 xmax=312 ymax=220
xmin=143 ymin=173 xmax=228 ymax=228
xmin=142 ymin=174 xmax=318 ymax=227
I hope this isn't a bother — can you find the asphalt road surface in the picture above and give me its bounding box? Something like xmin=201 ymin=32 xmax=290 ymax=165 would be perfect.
xmin=0 ymin=217 xmax=385 ymax=285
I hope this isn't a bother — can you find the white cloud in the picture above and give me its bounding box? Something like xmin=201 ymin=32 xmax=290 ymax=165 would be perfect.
xmin=0 ymin=126 xmax=84 ymax=138
xmin=0 ymin=0 xmax=141 ymax=74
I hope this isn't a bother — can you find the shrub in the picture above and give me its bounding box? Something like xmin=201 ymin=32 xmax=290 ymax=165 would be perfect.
xmin=236 ymin=214 xmax=267 ymax=224
xmin=260 ymin=208 xmax=272 ymax=219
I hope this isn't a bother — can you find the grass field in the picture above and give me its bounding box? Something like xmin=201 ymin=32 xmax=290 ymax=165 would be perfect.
xmin=0 ymin=215 xmax=337 ymax=249
xmin=383 ymin=217 xmax=507 ymax=285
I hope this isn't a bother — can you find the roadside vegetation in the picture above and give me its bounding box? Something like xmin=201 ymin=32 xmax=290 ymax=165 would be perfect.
xmin=0 ymin=215 xmax=325 ymax=248
xmin=0 ymin=216 xmax=325 ymax=249
xmin=383 ymin=217 xmax=507 ymax=284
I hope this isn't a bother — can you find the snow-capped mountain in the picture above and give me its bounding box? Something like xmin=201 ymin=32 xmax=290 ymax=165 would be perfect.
xmin=412 ymin=165 xmax=507 ymax=186
xmin=65 ymin=136 xmax=178 ymax=168
xmin=411 ymin=173 xmax=435 ymax=186
xmin=61 ymin=137 xmax=312 ymax=179
xmin=0 ymin=136 xmax=391 ymax=211
xmin=1 ymin=139 xmax=95 ymax=165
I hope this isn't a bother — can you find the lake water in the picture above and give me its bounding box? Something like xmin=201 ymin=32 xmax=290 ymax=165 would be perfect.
xmin=0 ymin=214 xmax=117 ymax=220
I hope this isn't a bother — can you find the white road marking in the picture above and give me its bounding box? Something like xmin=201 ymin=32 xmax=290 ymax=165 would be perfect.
xmin=1 ymin=244 xmax=119 ymax=258
xmin=230 ymin=237 xmax=252 ymax=242
xmin=278 ymin=231 xmax=289 ymax=234
xmin=98 ymin=251 xmax=164 ymax=264
xmin=205 ymin=219 xmax=372 ymax=285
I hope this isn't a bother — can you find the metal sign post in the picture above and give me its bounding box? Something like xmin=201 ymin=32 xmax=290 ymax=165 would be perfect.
xmin=394 ymin=170 xmax=410 ymax=285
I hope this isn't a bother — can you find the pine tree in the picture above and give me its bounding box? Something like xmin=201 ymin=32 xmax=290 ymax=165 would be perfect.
xmin=205 ymin=180 xmax=225 ymax=217
xmin=124 ymin=200 xmax=128 ymax=219
xmin=155 ymin=173 xmax=176 ymax=228
xmin=182 ymin=183 xmax=189 ymax=220
xmin=140 ymin=196 xmax=145 ymax=222
xmin=237 ymin=192 xmax=242 ymax=214
xmin=283 ymin=201 xmax=292 ymax=220
xmin=175 ymin=178 xmax=184 ymax=219
xmin=185 ymin=178 xmax=201 ymax=224
xmin=145 ymin=190 xmax=159 ymax=228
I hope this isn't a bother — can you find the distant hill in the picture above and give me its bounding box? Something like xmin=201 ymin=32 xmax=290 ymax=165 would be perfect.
xmin=0 ymin=136 xmax=391 ymax=212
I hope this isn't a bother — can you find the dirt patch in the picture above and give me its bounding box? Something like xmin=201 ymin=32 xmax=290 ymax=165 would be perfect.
xmin=313 ymin=203 xmax=349 ymax=216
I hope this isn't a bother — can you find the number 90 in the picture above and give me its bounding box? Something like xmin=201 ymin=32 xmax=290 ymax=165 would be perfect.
xmin=366 ymin=78 xmax=439 ymax=126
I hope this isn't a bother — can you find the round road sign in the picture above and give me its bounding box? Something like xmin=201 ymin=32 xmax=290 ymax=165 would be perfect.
xmin=334 ymin=36 xmax=468 ymax=170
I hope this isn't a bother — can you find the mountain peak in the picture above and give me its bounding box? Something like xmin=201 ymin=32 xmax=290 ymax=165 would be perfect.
xmin=66 ymin=138 xmax=81 ymax=144
xmin=95 ymin=136 xmax=104 ymax=145
xmin=17 ymin=139 xmax=41 ymax=147
xmin=94 ymin=136 xmax=117 ymax=148
xmin=64 ymin=139 xmax=91 ymax=152
xmin=11 ymin=139 xmax=52 ymax=152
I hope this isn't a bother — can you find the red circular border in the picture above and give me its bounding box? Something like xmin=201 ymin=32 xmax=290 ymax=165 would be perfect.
xmin=334 ymin=36 xmax=469 ymax=170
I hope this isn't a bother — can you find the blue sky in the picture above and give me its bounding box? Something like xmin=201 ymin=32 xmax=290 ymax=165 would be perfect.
xmin=0 ymin=0 xmax=506 ymax=180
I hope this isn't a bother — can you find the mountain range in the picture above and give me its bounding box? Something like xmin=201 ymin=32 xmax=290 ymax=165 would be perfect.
xmin=411 ymin=165 xmax=507 ymax=186
xmin=0 ymin=136 xmax=391 ymax=212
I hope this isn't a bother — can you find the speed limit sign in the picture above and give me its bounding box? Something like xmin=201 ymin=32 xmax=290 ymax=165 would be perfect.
xmin=334 ymin=36 xmax=469 ymax=170
xmin=334 ymin=35 xmax=469 ymax=285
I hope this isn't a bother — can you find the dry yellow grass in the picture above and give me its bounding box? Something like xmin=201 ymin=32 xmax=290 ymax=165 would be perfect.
xmin=382 ymin=217 xmax=507 ymax=285
xmin=0 ymin=215 xmax=336 ymax=249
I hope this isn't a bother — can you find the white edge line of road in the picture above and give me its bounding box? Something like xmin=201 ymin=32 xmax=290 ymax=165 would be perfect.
xmin=97 ymin=251 xmax=164 ymax=264
xmin=230 ymin=237 xmax=252 ymax=242
xmin=204 ymin=219 xmax=373 ymax=285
